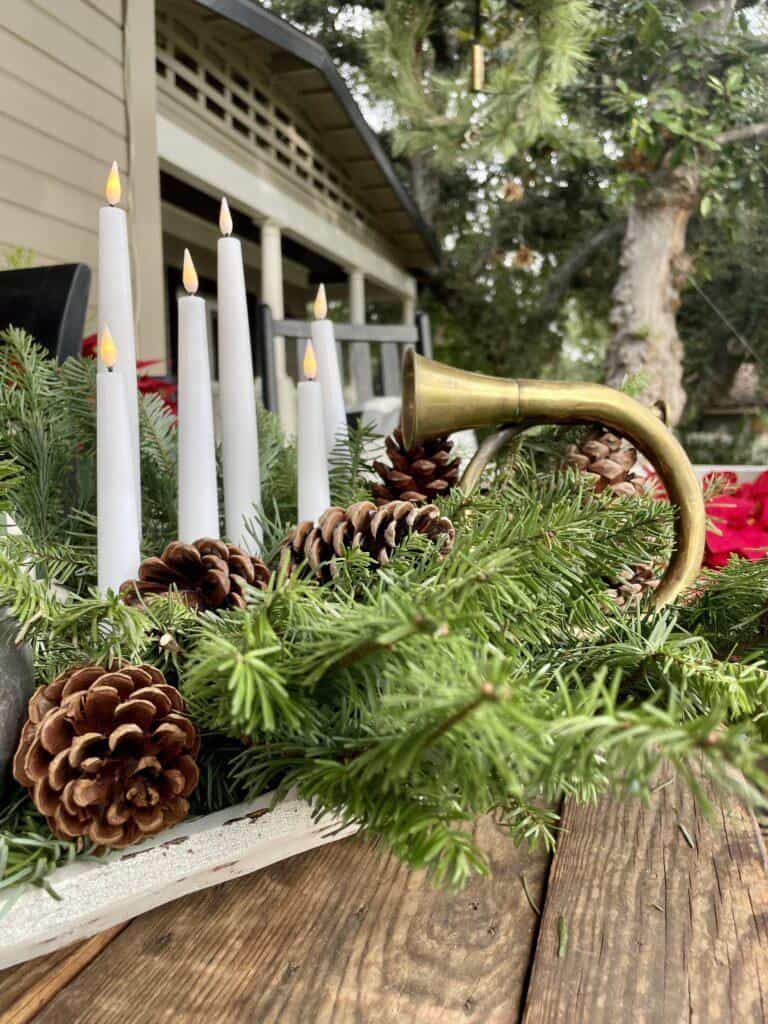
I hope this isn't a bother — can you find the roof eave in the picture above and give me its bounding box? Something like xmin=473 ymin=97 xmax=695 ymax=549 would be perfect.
xmin=194 ymin=0 xmax=440 ymax=268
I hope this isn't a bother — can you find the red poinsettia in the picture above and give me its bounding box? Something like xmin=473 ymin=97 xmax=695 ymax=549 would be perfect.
xmin=83 ymin=334 xmax=177 ymax=414
xmin=703 ymin=470 xmax=768 ymax=568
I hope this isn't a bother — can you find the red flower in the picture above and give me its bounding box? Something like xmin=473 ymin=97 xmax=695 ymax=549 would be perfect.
xmin=703 ymin=469 xmax=768 ymax=569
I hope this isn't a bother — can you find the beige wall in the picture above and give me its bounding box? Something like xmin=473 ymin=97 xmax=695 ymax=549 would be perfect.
xmin=0 ymin=0 xmax=166 ymax=365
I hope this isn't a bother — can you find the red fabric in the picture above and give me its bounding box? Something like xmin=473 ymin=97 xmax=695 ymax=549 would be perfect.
xmin=82 ymin=334 xmax=177 ymax=414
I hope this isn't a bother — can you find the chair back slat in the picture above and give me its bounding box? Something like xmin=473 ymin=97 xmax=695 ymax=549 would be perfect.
xmin=274 ymin=320 xmax=419 ymax=344
xmin=255 ymin=303 xmax=430 ymax=415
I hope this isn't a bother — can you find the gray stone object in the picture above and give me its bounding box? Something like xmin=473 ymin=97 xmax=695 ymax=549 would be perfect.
xmin=0 ymin=616 xmax=34 ymax=790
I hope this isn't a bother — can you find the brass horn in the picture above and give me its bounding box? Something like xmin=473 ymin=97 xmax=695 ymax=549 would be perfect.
xmin=401 ymin=350 xmax=705 ymax=608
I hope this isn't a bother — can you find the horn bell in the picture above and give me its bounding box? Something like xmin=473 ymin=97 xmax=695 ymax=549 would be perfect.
xmin=402 ymin=349 xmax=520 ymax=448
xmin=400 ymin=349 xmax=705 ymax=608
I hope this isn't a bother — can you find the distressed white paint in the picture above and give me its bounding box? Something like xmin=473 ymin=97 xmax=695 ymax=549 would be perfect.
xmin=0 ymin=793 xmax=356 ymax=970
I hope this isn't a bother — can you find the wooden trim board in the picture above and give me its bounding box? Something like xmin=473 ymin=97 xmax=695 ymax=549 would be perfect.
xmin=0 ymin=793 xmax=356 ymax=971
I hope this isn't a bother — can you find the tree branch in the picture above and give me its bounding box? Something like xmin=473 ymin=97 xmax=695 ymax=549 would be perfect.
xmin=715 ymin=121 xmax=768 ymax=145
xmin=538 ymin=218 xmax=626 ymax=316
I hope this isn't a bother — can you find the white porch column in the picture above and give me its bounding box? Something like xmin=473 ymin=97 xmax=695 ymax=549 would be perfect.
xmin=261 ymin=221 xmax=296 ymax=434
xmin=349 ymin=269 xmax=373 ymax=405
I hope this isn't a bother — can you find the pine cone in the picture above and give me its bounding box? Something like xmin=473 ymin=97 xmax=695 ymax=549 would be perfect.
xmin=121 ymin=537 xmax=271 ymax=611
xmin=282 ymin=499 xmax=455 ymax=582
xmin=13 ymin=663 xmax=200 ymax=849
xmin=372 ymin=428 xmax=460 ymax=505
xmin=564 ymin=426 xmax=646 ymax=498
xmin=564 ymin=424 xmax=660 ymax=607
xmin=605 ymin=564 xmax=660 ymax=610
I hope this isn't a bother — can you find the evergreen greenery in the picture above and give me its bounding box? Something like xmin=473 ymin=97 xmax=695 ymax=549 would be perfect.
xmin=1 ymin=329 xmax=768 ymax=894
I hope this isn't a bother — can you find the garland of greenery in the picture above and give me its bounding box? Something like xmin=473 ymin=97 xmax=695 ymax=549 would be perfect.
xmin=0 ymin=326 xmax=767 ymax=900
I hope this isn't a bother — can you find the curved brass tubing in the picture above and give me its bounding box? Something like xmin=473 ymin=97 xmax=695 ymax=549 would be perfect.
xmin=401 ymin=350 xmax=706 ymax=608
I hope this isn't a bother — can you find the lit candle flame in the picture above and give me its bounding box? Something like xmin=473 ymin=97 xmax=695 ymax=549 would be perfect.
xmin=105 ymin=161 xmax=121 ymax=206
xmin=219 ymin=196 xmax=233 ymax=236
xmin=99 ymin=325 xmax=118 ymax=369
xmin=303 ymin=339 xmax=317 ymax=381
xmin=182 ymin=248 xmax=199 ymax=295
xmin=313 ymin=283 xmax=328 ymax=321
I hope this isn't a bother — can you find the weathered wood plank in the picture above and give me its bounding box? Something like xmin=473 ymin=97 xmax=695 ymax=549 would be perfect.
xmin=31 ymin=818 xmax=550 ymax=1024
xmin=0 ymin=926 xmax=124 ymax=1024
xmin=522 ymin=775 xmax=768 ymax=1024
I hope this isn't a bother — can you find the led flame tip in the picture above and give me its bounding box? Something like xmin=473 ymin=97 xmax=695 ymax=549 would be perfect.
xmin=99 ymin=325 xmax=118 ymax=369
xmin=313 ymin=283 xmax=328 ymax=320
xmin=182 ymin=248 xmax=199 ymax=295
xmin=219 ymin=196 xmax=233 ymax=236
xmin=105 ymin=161 xmax=121 ymax=206
xmin=303 ymin=339 xmax=317 ymax=380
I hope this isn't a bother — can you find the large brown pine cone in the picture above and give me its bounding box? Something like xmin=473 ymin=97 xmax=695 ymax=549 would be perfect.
xmin=564 ymin=426 xmax=646 ymax=498
xmin=372 ymin=428 xmax=460 ymax=505
xmin=13 ymin=663 xmax=200 ymax=849
xmin=121 ymin=538 xmax=271 ymax=611
xmin=282 ymin=499 xmax=455 ymax=582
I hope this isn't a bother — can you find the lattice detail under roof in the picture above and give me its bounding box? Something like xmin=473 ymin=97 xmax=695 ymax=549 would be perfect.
xmin=155 ymin=6 xmax=375 ymax=234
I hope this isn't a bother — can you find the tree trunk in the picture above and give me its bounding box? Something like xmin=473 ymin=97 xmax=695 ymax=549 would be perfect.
xmin=605 ymin=167 xmax=699 ymax=426
xmin=407 ymin=152 xmax=440 ymax=227
xmin=605 ymin=0 xmax=736 ymax=427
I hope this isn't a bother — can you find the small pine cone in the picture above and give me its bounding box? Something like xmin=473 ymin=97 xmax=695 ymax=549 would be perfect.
xmin=606 ymin=564 xmax=660 ymax=610
xmin=13 ymin=663 xmax=200 ymax=849
xmin=372 ymin=428 xmax=460 ymax=506
xmin=121 ymin=538 xmax=271 ymax=611
xmin=564 ymin=426 xmax=646 ymax=498
xmin=282 ymin=499 xmax=455 ymax=582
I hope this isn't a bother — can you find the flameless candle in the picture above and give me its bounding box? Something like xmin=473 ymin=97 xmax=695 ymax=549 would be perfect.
xmin=98 ymin=161 xmax=141 ymax=535
xmin=297 ymin=340 xmax=330 ymax=523
xmin=177 ymin=249 xmax=219 ymax=541
xmin=97 ymin=326 xmax=141 ymax=594
xmin=216 ymin=197 xmax=262 ymax=551
xmin=310 ymin=284 xmax=348 ymax=457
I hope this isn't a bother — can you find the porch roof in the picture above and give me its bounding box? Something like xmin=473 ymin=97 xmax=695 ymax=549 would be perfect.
xmin=193 ymin=0 xmax=439 ymax=272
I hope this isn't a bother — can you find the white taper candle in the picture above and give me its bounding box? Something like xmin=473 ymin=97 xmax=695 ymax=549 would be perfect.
xmin=310 ymin=284 xmax=348 ymax=458
xmin=97 ymin=326 xmax=141 ymax=594
xmin=216 ymin=197 xmax=262 ymax=551
xmin=97 ymin=161 xmax=141 ymax=535
xmin=297 ymin=340 xmax=330 ymax=523
xmin=177 ymin=249 xmax=219 ymax=541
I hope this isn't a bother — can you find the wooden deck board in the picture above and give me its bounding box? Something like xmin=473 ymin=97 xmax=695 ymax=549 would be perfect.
xmin=0 ymin=927 xmax=124 ymax=1024
xmin=24 ymin=817 xmax=549 ymax=1024
xmin=1 ymin=781 xmax=765 ymax=1023
xmin=522 ymin=775 xmax=768 ymax=1023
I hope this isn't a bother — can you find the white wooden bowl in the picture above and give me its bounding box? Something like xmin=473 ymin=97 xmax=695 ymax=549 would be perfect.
xmin=0 ymin=792 xmax=355 ymax=969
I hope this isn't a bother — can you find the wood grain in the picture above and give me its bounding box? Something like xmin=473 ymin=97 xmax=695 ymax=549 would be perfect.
xmin=522 ymin=775 xmax=768 ymax=1023
xmin=0 ymin=926 xmax=124 ymax=1024
xmin=30 ymin=818 xmax=550 ymax=1024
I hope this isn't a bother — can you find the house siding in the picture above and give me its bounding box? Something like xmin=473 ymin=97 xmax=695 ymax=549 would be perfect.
xmin=0 ymin=0 xmax=166 ymax=366
xmin=0 ymin=0 xmax=127 ymax=336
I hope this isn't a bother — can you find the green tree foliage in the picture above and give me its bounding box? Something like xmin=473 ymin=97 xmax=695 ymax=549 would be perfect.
xmin=270 ymin=0 xmax=768 ymax=429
